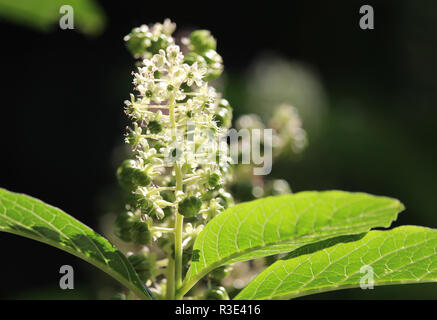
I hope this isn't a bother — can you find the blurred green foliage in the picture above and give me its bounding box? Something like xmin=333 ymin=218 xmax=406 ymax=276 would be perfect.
xmin=0 ymin=0 xmax=105 ymax=35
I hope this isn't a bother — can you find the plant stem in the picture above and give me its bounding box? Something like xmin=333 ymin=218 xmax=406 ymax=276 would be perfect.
xmin=165 ymin=258 xmax=175 ymax=299
xmin=166 ymin=94 xmax=184 ymax=299
xmin=174 ymin=164 xmax=184 ymax=290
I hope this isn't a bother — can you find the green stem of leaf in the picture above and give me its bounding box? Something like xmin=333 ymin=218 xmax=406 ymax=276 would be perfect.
xmin=166 ymin=94 xmax=185 ymax=299
xmin=174 ymin=164 xmax=184 ymax=292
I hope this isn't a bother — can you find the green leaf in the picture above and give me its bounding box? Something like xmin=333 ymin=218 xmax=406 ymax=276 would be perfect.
xmin=178 ymin=191 xmax=404 ymax=298
xmin=235 ymin=226 xmax=437 ymax=299
xmin=0 ymin=0 xmax=106 ymax=35
xmin=0 ymin=188 xmax=153 ymax=300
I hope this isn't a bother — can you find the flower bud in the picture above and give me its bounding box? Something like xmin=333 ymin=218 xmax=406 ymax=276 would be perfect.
xmin=205 ymin=286 xmax=229 ymax=300
xmin=178 ymin=196 xmax=202 ymax=217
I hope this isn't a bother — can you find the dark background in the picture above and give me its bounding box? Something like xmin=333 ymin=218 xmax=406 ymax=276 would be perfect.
xmin=1 ymin=0 xmax=437 ymax=299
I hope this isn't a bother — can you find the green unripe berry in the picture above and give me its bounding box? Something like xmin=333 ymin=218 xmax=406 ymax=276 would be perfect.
xmin=117 ymin=160 xmax=151 ymax=191
xmin=125 ymin=28 xmax=171 ymax=58
xmin=115 ymin=211 xmax=136 ymax=242
xmin=147 ymin=120 xmax=162 ymax=134
xmin=115 ymin=211 xmax=135 ymax=229
xmin=184 ymin=52 xmax=207 ymax=68
xmin=125 ymin=30 xmax=149 ymax=58
xmin=116 ymin=227 xmax=133 ymax=242
xmin=162 ymin=190 xmax=176 ymax=203
xmin=115 ymin=211 xmax=136 ymax=230
xmin=148 ymin=34 xmax=169 ymax=55
xmin=190 ymin=30 xmax=217 ymax=53
xmin=178 ymin=196 xmax=202 ymax=217
xmin=202 ymin=49 xmax=223 ymax=81
xmin=208 ymin=173 xmax=221 ymax=188
xmin=111 ymin=292 xmax=126 ymax=300
xmin=131 ymin=221 xmax=152 ymax=245
xmin=128 ymin=253 xmax=152 ymax=282
xmin=203 ymin=49 xmax=220 ymax=64
xmin=163 ymin=206 xmax=173 ymax=219
xmin=210 ymin=265 xmax=232 ymax=282
xmin=205 ymin=286 xmax=229 ymax=300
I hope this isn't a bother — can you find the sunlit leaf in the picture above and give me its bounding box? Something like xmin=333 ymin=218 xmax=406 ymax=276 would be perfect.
xmin=236 ymin=226 xmax=437 ymax=299
xmin=0 ymin=188 xmax=152 ymax=300
xmin=178 ymin=191 xmax=404 ymax=297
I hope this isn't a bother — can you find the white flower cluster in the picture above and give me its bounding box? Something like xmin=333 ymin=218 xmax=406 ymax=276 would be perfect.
xmin=268 ymin=104 xmax=307 ymax=155
xmin=122 ymin=22 xmax=232 ymax=224
xmin=235 ymin=104 xmax=307 ymax=158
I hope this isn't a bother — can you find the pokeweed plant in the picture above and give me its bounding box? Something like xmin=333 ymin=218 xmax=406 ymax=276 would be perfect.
xmin=1 ymin=19 xmax=437 ymax=300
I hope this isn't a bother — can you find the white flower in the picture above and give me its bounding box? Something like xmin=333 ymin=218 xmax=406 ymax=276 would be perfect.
xmin=166 ymin=45 xmax=184 ymax=66
xmin=140 ymin=59 xmax=157 ymax=76
xmin=184 ymin=62 xmax=207 ymax=86
xmin=152 ymin=50 xmax=167 ymax=69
